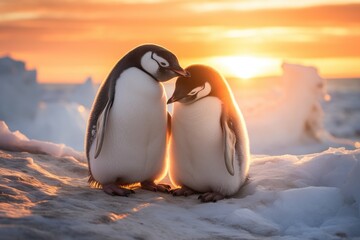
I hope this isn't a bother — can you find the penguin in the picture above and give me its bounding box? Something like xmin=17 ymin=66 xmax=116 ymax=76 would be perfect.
xmin=167 ymin=64 xmax=250 ymax=202
xmin=85 ymin=44 xmax=190 ymax=196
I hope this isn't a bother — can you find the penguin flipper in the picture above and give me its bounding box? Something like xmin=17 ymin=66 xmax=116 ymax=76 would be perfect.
xmin=221 ymin=107 xmax=236 ymax=176
xmin=94 ymin=100 xmax=112 ymax=158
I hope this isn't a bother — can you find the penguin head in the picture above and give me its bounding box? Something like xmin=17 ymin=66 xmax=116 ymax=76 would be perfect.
xmin=168 ymin=64 xmax=226 ymax=104
xmin=134 ymin=44 xmax=190 ymax=82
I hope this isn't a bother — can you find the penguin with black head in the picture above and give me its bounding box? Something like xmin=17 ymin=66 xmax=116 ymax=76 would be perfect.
xmin=168 ymin=64 xmax=250 ymax=202
xmin=85 ymin=44 xmax=190 ymax=196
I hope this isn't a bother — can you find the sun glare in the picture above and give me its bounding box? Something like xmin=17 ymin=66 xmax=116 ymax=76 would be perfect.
xmin=208 ymin=56 xmax=281 ymax=80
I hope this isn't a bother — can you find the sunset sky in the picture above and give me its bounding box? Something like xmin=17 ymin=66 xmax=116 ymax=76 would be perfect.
xmin=1 ymin=0 xmax=360 ymax=83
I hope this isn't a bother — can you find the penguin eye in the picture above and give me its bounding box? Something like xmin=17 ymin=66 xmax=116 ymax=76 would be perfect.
xmin=188 ymin=85 xmax=204 ymax=96
xmin=152 ymin=53 xmax=169 ymax=67
xmin=188 ymin=90 xmax=198 ymax=96
xmin=188 ymin=83 xmax=208 ymax=96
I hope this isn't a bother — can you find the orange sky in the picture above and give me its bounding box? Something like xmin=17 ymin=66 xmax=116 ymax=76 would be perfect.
xmin=1 ymin=0 xmax=360 ymax=83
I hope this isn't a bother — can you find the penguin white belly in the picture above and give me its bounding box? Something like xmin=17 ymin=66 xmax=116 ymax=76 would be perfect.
xmin=170 ymin=97 xmax=241 ymax=196
xmin=90 ymin=67 xmax=167 ymax=185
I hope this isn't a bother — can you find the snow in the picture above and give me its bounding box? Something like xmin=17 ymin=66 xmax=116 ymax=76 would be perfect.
xmin=323 ymin=80 xmax=360 ymax=141
xmin=28 ymin=102 xmax=89 ymax=151
xmin=68 ymin=77 xmax=98 ymax=108
xmin=245 ymin=63 xmax=325 ymax=150
xmin=0 ymin=148 xmax=359 ymax=239
xmin=0 ymin=120 xmax=84 ymax=161
xmin=240 ymin=63 xmax=357 ymax=154
xmin=0 ymin=56 xmax=94 ymax=150
xmin=0 ymin=56 xmax=40 ymax=124
xmin=1 ymin=56 xmax=360 ymax=239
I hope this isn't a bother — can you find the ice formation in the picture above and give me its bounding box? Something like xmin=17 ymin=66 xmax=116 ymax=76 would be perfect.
xmin=0 ymin=56 xmax=40 ymax=124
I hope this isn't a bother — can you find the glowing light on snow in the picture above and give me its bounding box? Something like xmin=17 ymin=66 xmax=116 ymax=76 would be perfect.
xmin=108 ymin=213 xmax=129 ymax=221
xmin=132 ymin=203 xmax=150 ymax=213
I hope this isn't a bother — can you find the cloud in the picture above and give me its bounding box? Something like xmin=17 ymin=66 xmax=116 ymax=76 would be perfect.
xmin=1 ymin=1 xmax=360 ymax=81
xmin=2 ymin=2 xmax=360 ymax=46
xmin=184 ymin=0 xmax=360 ymax=11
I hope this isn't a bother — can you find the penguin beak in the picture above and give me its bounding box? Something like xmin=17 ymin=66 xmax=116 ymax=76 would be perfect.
xmin=168 ymin=94 xmax=197 ymax=105
xmin=167 ymin=95 xmax=179 ymax=104
xmin=169 ymin=67 xmax=191 ymax=77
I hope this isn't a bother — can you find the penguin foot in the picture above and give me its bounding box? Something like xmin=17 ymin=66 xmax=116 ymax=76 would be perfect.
xmin=171 ymin=186 xmax=196 ymax=197
xmin=103 ymin=183 xmax=135 ymax=197
xmin=198 ymin=192 xmax=224 ymax=203
xmin=140 ymin=181 xmax=171 ymax=193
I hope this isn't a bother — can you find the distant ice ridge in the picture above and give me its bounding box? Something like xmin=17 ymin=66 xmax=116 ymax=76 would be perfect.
xmin=0 ymin=56 xmax=358 ymax=154
xmin=323 ymin=84 xmax=360 ymax=141
xmin=242 ymin=62 xmax=357 ymax=154
xmin=29 ymin=102 xmax=90 ymax=150
xmin=0 ymin=56 xmax=95 ymax=151
xmin=69 ymin=77 xmax=98 ymax=108
xmin=30 ymin=81 xmax=95 ymax=150
xmin=0 ymin=56 xmax=40 ymax=124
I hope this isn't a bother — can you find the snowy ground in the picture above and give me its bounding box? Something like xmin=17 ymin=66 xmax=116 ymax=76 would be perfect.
xmin=1 ymin=147 xmax=359 ymax=240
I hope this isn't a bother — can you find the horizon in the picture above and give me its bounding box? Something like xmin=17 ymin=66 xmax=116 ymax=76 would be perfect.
xmin=1 ymin=0 xmax=360 ymax=83
xmin=1 ymin=54 xmax=360 ymax=85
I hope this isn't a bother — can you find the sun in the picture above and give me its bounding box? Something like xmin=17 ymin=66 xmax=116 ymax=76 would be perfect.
xmin=218 ymin=56 xmax=259 ymax=79
xmin=208 ymin=55 xmax=281 ymax=80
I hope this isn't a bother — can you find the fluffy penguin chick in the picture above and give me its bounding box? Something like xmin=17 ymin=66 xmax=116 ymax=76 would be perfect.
xmin=85 ymin=44 xmax=190 ymax=196
xmin=168 ymin=64 xmax=250 ymax=202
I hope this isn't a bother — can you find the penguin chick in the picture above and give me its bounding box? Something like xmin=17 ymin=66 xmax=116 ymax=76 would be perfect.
xmin=168 ymin=64 xmax=250 ymax=202
xmin=85 ymin=44 xmax=190 ymax=196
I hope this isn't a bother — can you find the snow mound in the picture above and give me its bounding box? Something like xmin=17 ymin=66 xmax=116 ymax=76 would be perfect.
xmin=0 ymin=121 xmax=84 ymax=161
xmin=242 ymin=62 xmax=357 ymax=154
